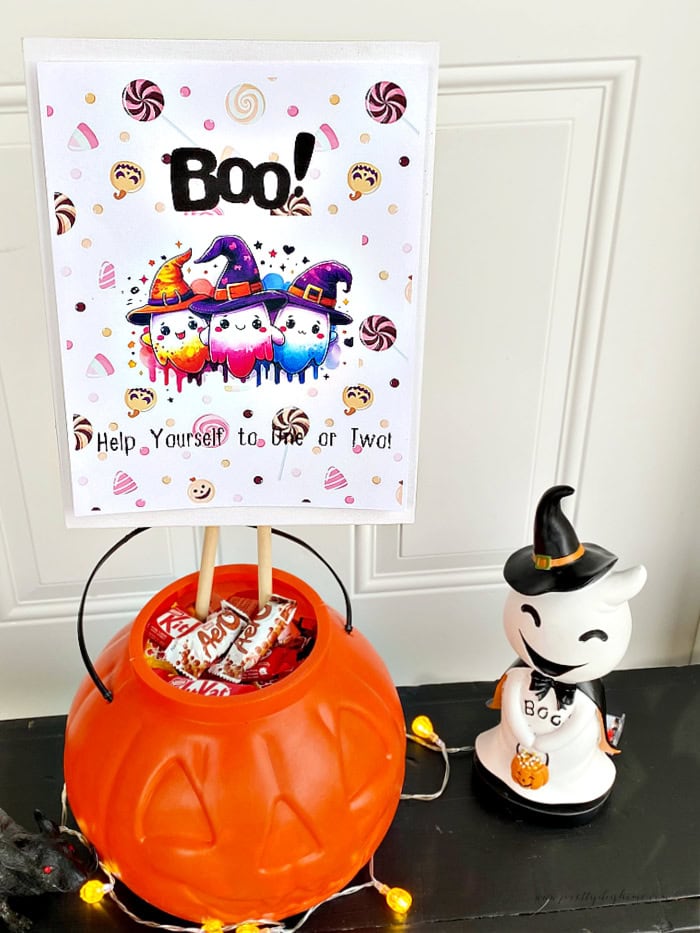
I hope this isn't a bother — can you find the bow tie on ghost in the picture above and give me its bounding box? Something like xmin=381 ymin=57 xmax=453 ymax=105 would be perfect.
xmin=529 ymin=670 xmax=577 ymax=709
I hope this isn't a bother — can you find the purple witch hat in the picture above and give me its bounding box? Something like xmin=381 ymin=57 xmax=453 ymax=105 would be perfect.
xmin=189 ymin=236 xmax=288 ymax=314
xmin=282 ymin=261 xmax=353 ymax=325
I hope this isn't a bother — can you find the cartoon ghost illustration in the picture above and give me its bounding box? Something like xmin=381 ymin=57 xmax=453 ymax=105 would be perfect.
xmin=190 ymin=236 xmax=287 ymax=381
xmin=126 ymin=249 xmax=210 ymax=374
xmin=474 ymin=485 xmax=647 ymax=822
xmin=271 ymin=261 xmax=352 ymax=381
xmin=142 ymin=309 xmax=210 ymax=372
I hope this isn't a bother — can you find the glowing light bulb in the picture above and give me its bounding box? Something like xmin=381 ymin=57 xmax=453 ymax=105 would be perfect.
xmin=385 ymin=886 xmax=413 ymax=915
xmin=201 ymin=921 xmax=225 ymax=933
xmin=79 ymin=880 xmax=112 ymax=904
xmin=411 ymin=714 xmax=437 ymax=742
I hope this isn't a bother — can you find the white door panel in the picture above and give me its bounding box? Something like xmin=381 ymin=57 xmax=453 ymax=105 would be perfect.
xmin=1 ymin=3 xmax=698 ymax=717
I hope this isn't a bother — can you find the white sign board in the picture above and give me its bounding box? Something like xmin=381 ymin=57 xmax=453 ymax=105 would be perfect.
xmin=25 ymin=38 xmax=438 ymax=527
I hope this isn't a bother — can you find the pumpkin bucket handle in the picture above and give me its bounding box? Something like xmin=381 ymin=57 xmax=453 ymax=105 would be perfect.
xmin=77 ymin=527 xmax=353 ymax=704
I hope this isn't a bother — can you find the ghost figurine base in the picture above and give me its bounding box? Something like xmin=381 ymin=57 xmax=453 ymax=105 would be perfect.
xmin=473 ymin=486 xmax=646 ymax=826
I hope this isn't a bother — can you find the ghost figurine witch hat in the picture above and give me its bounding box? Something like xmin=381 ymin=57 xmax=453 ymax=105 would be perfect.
xmin=503 ymin=485 xmax=618 ymax=596
xmin=473 ymin=484 xmax=646 ymax=824
xmin=189 ymin=235 xmax=288 ymax=315
xmin=281 ymin=261 xmax=353 ymax=325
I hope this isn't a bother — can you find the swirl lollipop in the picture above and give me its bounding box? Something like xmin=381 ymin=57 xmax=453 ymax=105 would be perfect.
xmin=121 ymin=78 xmax=196 ymax=143
xmin=272 ymin=407 xmax=310 ymax=444
xmin=225 ymin=84 xmax=266 ymax=124
xmin=365 ymin=81 xmax=418 ymax=133
xmin=271 ymin=192 xmax=312 ymax=216
xmin=359 ymin=315 xmax=397 ymax=352
xmin=122 ymin=79 xmax=165 ymax=122
xmin=54 ymin=192 xmax=76 ymax=235
xmin=273 ymin=407 xmax=310 ymax=479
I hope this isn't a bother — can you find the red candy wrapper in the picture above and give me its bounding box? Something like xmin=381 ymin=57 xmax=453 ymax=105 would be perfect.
xmin=164 ymin=601 xmax=249 ymax=678
xmin=145 ymin=606 xmax=200 ymax=649
xmin=239 ymin=644 xmax=302 ymax=684
xmin=208 ymin=595 xmax=297 ymax=683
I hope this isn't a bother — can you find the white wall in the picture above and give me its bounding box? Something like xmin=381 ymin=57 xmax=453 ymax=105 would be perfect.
xmin=1 ymin=1 xmax=699 ymax=718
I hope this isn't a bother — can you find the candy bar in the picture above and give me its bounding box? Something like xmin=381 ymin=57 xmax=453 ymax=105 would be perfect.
xmin=239 ymin=644 xmax=301 ymax=684
xmin=169 ymin=676 xmax=243 ymax=698
xmin=164 ymin=601 xmax=249 ymax=678
xmin=221 ymin=594 xmax=260 ymax=620
xmin=145 ymin=606 xmax=200 ymax=649
xmin=208 ymin=595 xmax=296 ymax=683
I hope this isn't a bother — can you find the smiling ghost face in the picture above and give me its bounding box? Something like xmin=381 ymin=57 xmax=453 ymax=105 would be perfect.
xmin=503 ymin=567 xmax=645 ymax=683
xmin=208 ymin=304 xmax=284 ymax=380
xmin=273 ymin=307 xmax=330 ymax=374
xmin=145 ymin=310 xmax=210 ymax=373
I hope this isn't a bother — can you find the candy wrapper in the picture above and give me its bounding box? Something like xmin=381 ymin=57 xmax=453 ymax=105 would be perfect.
xmin=208 ymin=595 xmax=297 ymax=683
xmin=150 ymin=667 xmax=257 ymax=696
xmin=145 ymin=606 xmax=201 ymax=649
xmin=164 ymin=601 xmax=249 ymax=678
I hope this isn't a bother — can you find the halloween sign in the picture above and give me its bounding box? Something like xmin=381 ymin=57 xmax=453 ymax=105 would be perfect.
xmin=24 ymin=39 xmax=438 ymax=527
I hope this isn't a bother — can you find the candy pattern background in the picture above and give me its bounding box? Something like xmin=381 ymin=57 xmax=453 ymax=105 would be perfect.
xmin=32 ymin=49 xmax=436 ymax=522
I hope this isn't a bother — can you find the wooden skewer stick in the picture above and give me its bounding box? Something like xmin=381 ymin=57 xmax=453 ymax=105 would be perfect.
xmin=195 ymin=525 xmax=220 ymax=621
xmin=257 ymin=525 xmax=273 ymax=610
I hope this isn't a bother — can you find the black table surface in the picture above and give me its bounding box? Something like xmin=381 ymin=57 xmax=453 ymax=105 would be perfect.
xmin=1 ymin=665 xmax=698 ymax=932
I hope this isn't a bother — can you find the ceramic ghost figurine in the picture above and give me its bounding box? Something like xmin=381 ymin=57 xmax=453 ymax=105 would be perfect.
xmin=474 ymin=485 xmax=646 ymax=822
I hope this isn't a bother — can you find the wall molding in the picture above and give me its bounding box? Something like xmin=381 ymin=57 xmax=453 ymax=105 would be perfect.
xmin=355 ymin=57 xmax=638 ymax=596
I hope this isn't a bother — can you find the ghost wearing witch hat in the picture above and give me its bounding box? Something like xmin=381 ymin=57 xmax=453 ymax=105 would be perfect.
xmin=190 ymin=236 xmax=287 ymax=381
xmin=473 ymin=485 xmax=646 ymax=822
xmin=126 ymin=249 xmax=210 ymax=374
xmin=271 ymin=261 xmax=352 ymax=379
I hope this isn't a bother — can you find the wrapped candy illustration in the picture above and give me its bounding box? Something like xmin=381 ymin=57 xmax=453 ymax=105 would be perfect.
xmin=473 ymin=485 xmax=646 ymax=822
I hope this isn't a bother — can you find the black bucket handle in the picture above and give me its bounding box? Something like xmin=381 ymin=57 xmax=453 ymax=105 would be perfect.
xmin=77 ymin=526 xmax=353 ymax=704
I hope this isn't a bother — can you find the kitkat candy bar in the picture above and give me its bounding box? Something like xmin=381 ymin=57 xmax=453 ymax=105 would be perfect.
xmin=145 ymin=606 xmax=201 ymax=649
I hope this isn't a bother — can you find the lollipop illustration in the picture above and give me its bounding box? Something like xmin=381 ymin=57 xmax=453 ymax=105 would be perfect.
xmin=110 ymin=161 xmax=145 ymax=200
xmin=192 ymin=414 xmax=230 ymax=446
xmin=365 ymin=81 xmax=418 ymax=133
xmin=54 ymin=192 xmax=76 ymax=235
xmin=122 ymin=79 xmax=165 ymax=122
xmin=73 ymin=414 xmax=93 ymax=450
xmin=225 ymin=83 xmax=266 ymax=124
xmin=347 ymin=162 xmax=382 ymax=201
xmin=272 ymin=407 xmax=310 ymax=444
xmin=271 ymin=192 xmax=312 ymax=216
xmin=121 ymin=78 xmax=196 ymax=143
xmin=273 ymin=407 xmax=310 ymax=479
xmin=359 ymin=315 xmax=397 ymax=352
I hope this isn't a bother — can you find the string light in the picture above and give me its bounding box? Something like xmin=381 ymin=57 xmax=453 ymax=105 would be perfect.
xmin=411 ymin=714 xmax=439 ymax=744
xmin=80 ymin=880 xmax=113 ymax=904
xmin=383 ymin=886 xmax=413 ymax=915
xmin=61 ymin=716 xmax=467 ymax=932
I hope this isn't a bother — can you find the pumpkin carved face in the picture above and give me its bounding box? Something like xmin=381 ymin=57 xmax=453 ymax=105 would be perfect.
xmin=511 ymin=748 xmax=549 ymax=790
xmin=64 ymin=565 xmax=406 ymax=924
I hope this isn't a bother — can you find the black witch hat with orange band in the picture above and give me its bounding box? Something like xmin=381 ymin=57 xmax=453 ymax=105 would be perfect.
xmin=503 ymin=485 xmax=617 ymax=595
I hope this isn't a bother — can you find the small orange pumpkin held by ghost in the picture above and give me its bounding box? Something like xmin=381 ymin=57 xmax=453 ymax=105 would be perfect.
xmin=511 ymin=746 xmax=550 ymax=790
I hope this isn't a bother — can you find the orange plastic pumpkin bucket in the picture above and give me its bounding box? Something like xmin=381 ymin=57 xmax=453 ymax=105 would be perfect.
xmin=64 ymin=555 xmax=406 ymax=924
